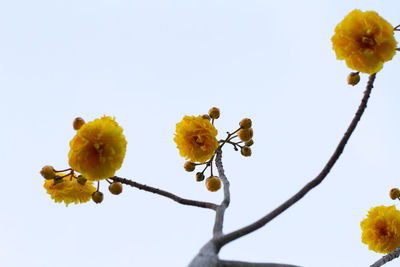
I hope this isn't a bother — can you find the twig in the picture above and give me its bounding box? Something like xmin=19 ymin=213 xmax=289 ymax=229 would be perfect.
xmin=218 ymin=260 xmax=301 ymax=267
xmin=215 ymin=73 xmax=377 ymax=250
xmin=370 ymin=247 xmax=400 ymax=267
xmin=111 ymin=176 xmax=218 ymax=210
xmin=213 ymin=147 xmax=231 ymax=236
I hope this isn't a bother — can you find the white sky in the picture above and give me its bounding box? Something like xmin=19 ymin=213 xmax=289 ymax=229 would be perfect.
xmin=1 ymin=0 xmax=400 ymax=266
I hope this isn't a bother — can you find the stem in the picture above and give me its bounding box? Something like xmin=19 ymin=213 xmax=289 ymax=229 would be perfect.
xmin=213 ymin=147 xmax=231 ymax=237
xmin=215 ymin=73 xmax=376 ymax=250
xmin=110 ymin=176 xmax=218 ymax=210
xmin=370 ymin=247 xmax=400 ymax=267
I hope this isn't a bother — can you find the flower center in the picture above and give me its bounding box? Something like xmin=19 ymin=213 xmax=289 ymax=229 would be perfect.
xmin=361 ymin=36 xmax=376 ymax=48
xmin=193 ymin=136 xmax=204 ymax=146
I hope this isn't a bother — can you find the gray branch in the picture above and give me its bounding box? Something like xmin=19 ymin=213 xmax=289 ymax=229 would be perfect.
xmin=110 ymin=176 xmax=218 ymax=210
xmin=215 ymin=73 xmax=377 ymax=250
xmin=218 ymin=260 xmax=301 ymax=267
xmin=371 ymin=247 xmax=400 ymax=267
xmin=213 ymin=147 xmax=231 ymax=237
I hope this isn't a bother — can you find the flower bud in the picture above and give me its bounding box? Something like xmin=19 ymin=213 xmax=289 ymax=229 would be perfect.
xmin=244 ymin=139 xmax=254 ymax=147
xmin=239 ymin=118 xmax=252 ymax=129
xmin=92 ymin=191 xmax=104 ymax=204
xmin=196 ymin=172 xmax=205 ymax=182
xmin=208 ymin=107 xmax=220 ymax=119
xmin=109 ymin=182 xmax=123 ymax=195
xmin=206 ymin=176 xmax=221 ymax=192
xmin=238 ymin=128 xmax=253 ymax=142
xmin=73 ymin=117 xmax=85 ymax=130
xmin=40 ymin=165 xmax=56 ymax=180
xmin=184 ymin=161 xmax=196 ymax=172
xmin=202 ymin=114 xmax=211 ymax=120
xmin=390 ymin=188 xmax=400 ymax=200
xmin=241 ymin=146 xmax=252 ymax=157
xmin=77 ymin=175 xmax=87 ymax=185
xmin=347 ymin=72 xmax=360 ymax=86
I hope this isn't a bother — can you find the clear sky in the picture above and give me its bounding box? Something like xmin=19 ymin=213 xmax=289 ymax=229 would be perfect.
xmin=1 ymin=0 xmax=399 ymax=266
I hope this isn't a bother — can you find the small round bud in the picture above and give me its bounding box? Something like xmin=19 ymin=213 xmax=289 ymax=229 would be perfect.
xmin=40 ymin=165 xmax=56 ymax=180
xmin=238 ymin=128 xmax=253 ymax=142
xmin=196 ymin=172 xmax=205 ymax=182
xmin=244 ymin=139 xmax=254 ymax=147
xmin=77 ymin=175 xmax=87 ymax=185
xmin=390 ymin=188 xmax=400 ymax=200
xmin=184 ymin=161 xmax=196 ymax=172
xmin=109 ymin=182 xmax=123 ymax=195
xmin=202 ymin=114 xmax=211 ymax=120
xmin=239 ymin=118 xmax=252 ymax=129
xmin=92 ymin=191 xmax=104 ymax=204
xmin=73 ymin=117 xmax=85 ymax=130
xmin=206 ymin=176 xmax=221 ymax=192
xmin=208 ymin=107 xmax=220 ymax=119
xmin=347 ymin=72 xmax=360 ymax=86
xmin=241 ymin=146 xmax=252 ymax=157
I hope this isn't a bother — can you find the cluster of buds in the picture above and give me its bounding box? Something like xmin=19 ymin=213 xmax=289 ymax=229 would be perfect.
xmin=238 ymin=118 xmax=254 ymax=157
xmin=92 ymin=182 xmax=124 ymax=204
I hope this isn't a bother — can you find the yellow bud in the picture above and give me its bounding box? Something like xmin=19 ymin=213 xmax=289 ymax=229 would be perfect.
xmin=40 ymin=165 xmax=56 ymax=180
xmin=208 ymin=107 xmax=220 ymax=119
xmin=92 ymin=191 xmax=104 ymax=204
xmin=347 ymin=72 xmax=360 ymax=86
xmin=238 ymin=128 xmax=253 ymax=142
xmin=184 ymin=161 xmax=196 ymax=172
xmin=241 ymin=146 xmax=252 ymax=157
xmin=239 ymin=118 xmax=252 ymax=129
xmin=206 ymin=176 xmax=221 ymax=192
xmin=77 ymin=175 xmax=87 ymax=185
xmin=202 ymin=114 xmax=211 ymax=120
xmin=244 ymin=139 xmax=254 ymax=147
xmin=196 ymin=172 xmax=205 ymax=182
xmin=73 ymin=117 xmax=85 ymax=130
xmin=390 ymin=188 xmax=400 ymax=200
xmin=109 ymin=182 xmax=123 ymax=195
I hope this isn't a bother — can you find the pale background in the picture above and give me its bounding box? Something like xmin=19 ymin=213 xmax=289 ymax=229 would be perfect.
xmin=1 ymin=0 xmax=399 ymax=266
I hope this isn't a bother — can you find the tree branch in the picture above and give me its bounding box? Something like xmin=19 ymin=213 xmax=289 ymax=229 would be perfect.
xmin=213 ymin=147 xmax=231 ymax=236
xmin=370 ymin=247 xmax=400 ymax=267
xmin=111 ymin=176 xmax=218 ymax=210
xmin=216 ymin=73 xmax=377 ymax=249
xmin=218 ymin=259 xmax=301 ymax=267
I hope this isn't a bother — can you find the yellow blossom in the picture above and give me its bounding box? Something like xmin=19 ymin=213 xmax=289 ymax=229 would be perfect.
xmin=43 ymin=173 xmax=97 ymax=206
xmin=174 ymin=115 xmax=219 ymax=163
xmin=332 ymin=9 xmax=397 ymax=74
xmin=361 ymin=205 xmax=400 ymax=253
xmin=68 ymin=116 xmax=127 ymax=180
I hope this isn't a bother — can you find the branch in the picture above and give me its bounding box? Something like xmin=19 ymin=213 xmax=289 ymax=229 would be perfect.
xmin=370 ymin=247 xmax=400 ymax=267
xmin=218 ymin=260 xmax=301 ymax=267
xmin=213 ymin=147 xmax=231 ymax=236
xmin=216 ymin=73 xmax=377 ymax=249
xmin=111 ymin=176 xmax=218 ymax=210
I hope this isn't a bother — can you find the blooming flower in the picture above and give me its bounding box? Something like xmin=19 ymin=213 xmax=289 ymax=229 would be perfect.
xmin=69 ymin=116 xmax=127 ymax=180
xmin=331 ymin=9 xmax=397 ymax=74
xmin=43 ymin=173 xmax=97 ymax=206
xmin=174 ymin=115 xmax=219 ymax=163
xmin=361 ymin=205 xmax=400 ymax=253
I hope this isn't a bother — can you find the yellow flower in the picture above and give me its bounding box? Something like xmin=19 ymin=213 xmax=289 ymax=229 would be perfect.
xmin=332 ymin=9 xmax=397 ymax=74
xmin=174 ymin=115 xmax=219 ymax=163
xmin=361 ymin=205 xmax=400 ymax=253
xmin=43 ymin=173 xmax=97 ymax=206
xmin=68 ymin=116 xmax=127 ymax=180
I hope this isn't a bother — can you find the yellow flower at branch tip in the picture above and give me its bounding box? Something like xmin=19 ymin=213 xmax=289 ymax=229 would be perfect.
xmin=68 ymin=116 xmax=127 ymax=181
xmin=332 ymin=9 xmax=397 ymax=74
xmin=361 ymin=205 xmax=400 ymax=253
xmin=43 ymin=173 xmax=97 ymax=206
xmin=174 ymin=115 xmax=219 ymax=163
